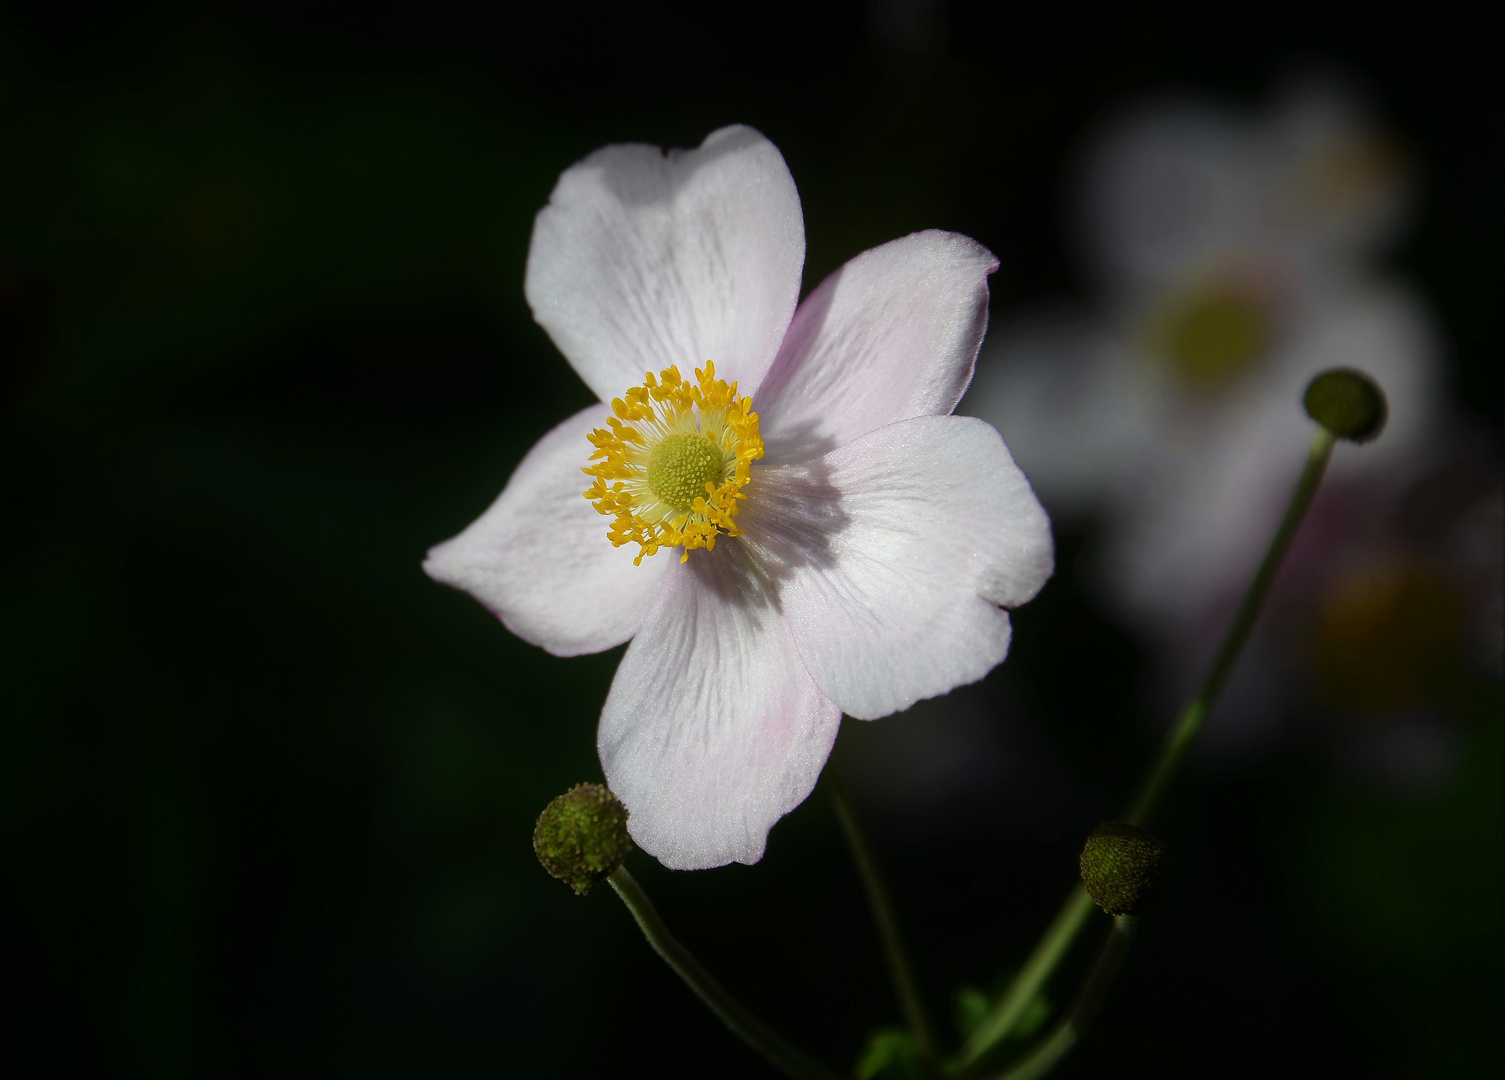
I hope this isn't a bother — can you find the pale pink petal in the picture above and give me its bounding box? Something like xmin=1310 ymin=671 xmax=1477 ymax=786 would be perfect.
xmin=598 ymin=550 xmax=841 ymax=870
xmin=423 ymin=403 xmax=668 ymax=657
xmin=1075 ymin=96 xmax=1253 ymax=299
xmin=754 ymin=231 xmax=997 ymax=465
xmin=962 ymin=311 xmax=1153 ymax=520
xmin=744 ymin=415 xmax=1054 ymax=721
xmin=524 ymin=125 xmax=804 ymax=402
xmin=1262 ymin=72 xmax=1412 ymax=272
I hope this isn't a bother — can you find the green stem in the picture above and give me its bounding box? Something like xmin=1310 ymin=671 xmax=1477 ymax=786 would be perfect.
xmin=950 ymin=886 xmax=1096 ymax=1070
xmin=950 ymin=426 xmax=1336 ymax=1073
xmin=829 ymin=774 xmax=937 ymax=1061
xmin=607 ymin=866 xmax=843 ymax=1080
xmin=1124 ymin=426 xmax=1335 ymax=826
xmin=980 ymin=917 xmax=1137 ymax=1080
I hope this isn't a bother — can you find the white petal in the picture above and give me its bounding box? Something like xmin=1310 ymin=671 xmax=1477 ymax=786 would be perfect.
xmin=962 ymin=311 xmax=1153 ymax=520
xmin=525 ymin=125 xmax=804 ymax=402
xmin=423 ymin=404 xmax=668 ymax=657
xmin=755 ymin=231 xmax=997 ymax=465
xmin=745 ymin=415 xmax=1054 ymax=721
xmin=1261 ymin=71 xmax=1412 ymax=268
xmin=1075 ymin=95 xmax=1253 ymax=298
xmin=598 ymin=549 xmax=841 ymax=870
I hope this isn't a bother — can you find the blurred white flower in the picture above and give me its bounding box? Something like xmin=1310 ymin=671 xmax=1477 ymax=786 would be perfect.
xmin=966 ymin=74 xmax=1443 ymax=627
xmin=425 ymin=126 xmax=1053 ymax=870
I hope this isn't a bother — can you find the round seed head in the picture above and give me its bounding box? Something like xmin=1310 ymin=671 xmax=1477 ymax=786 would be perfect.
xmin=533 ymin=783 xmax=632 ymax=896
xmin=1303 ymin=368 xmax=1388 ymax=442
xmin=1079 ymin=821 xmax=1170 ymax=916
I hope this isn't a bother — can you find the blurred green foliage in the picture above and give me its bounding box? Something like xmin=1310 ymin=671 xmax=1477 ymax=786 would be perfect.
xmin=1285 ymin=717 xmax=1503 ymax=1075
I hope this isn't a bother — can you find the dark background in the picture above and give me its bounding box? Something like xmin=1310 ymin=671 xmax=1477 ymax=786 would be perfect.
xmin=2 ymin=2 xmax=1499 ymax=1077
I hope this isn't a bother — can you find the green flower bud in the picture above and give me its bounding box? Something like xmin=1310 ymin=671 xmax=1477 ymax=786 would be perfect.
xmin=533 ymin=783 xmax=632 ymax=896
xmin=1303 ymin=368 xmax=1388 ymax=443
xmin=1079 ymin=821 xmax=1169 ymax=916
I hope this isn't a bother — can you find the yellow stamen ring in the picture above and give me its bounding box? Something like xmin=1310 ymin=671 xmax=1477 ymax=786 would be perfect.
xmin=582 ymin=361 xmax=765 ymax=564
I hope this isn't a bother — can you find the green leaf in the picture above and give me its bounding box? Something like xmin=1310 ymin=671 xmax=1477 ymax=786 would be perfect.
xmin=854 ymin=1027 xmax=924 ymax=1080
xmin=951 ymin=973 xmax=1055 ymax=1046
xmin=952 ymin=984 xmax=991 ymax=1039
xmin=1012 ymin=991 xmax=1053 ymax=1040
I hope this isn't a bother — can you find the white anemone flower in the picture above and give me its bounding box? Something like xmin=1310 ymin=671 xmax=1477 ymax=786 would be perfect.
xmin=965 ymin=76 xmax=1441 ymax=626
xmin=424 ymin=126 xmax=1054 ymax=870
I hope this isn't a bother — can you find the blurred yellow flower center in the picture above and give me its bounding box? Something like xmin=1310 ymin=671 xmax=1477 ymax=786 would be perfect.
xmin=1308 ymin=561 xmax=1466 ymax=712
xmin=1153 ymin=285 xmax=1270 ymax=390
xmin=582 ymin=362 xmax=764 ymax=565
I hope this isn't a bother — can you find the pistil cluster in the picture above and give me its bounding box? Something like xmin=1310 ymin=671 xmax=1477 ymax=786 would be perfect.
xmin=583 ymin=361 xmax=764 ymax=564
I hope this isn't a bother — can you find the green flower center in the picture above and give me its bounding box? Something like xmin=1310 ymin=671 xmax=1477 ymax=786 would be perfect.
xmin=646 ymin=432 xmax=725 ymax=512
xmin=1157 ymin=287 xmax=1269 ymax=390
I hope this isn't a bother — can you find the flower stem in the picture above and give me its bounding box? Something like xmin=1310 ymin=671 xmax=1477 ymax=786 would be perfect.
xmin=951 ymin=426 xmax=1336 ymax=1073
xmin=979 ymin=916 xmax=1137 ymax=1080
xmin=1123 ymin=426 xmax=1335 ymax=826
xmin=607 ymin=866 xmax=843 ymax=1080
xmin=948 ymin=885 xmax=1097 ymax=1071
xmin=829 ymin=773 xmax=938 ymax=1062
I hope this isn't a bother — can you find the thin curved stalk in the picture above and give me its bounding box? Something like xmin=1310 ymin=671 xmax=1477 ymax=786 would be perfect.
xmin=829 ymin=774 xmax=937 ymax=1062
xmin=608 ymin=866 xmax=843 ymax=1080
xmin=1123 ymin=427 xmax=1335 ymax=825
xmin=951 ymin=427 xmax=1336 ymax=1072
xmin=946 ymin=885 xmax=1096 ymax=1073
xmin=980 ymin=916 xmax=1137 ymax=1080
